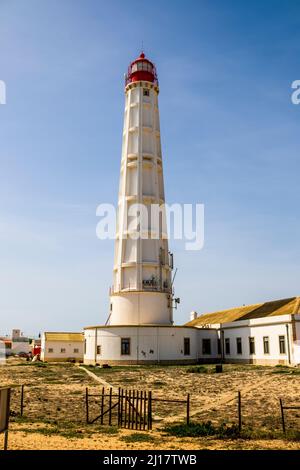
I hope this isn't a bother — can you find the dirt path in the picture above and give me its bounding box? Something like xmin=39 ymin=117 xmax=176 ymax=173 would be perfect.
xmin=78 ymin=366 xmax=118 ymax=391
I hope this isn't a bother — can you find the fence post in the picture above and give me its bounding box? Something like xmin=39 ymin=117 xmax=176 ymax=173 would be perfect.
xmin=100 ymin=387 xmax=105 ymax=425
xmin=238 ymin=391 xmax=242 ymax=432
xmin=109 ymin=388 xmax=112 ymax=426
xmin=143 ymin=391 xmax=147 ymax=430
xmin=148 ymin=391 xmax=152 ymax=430
xmin=187 ymin=394 xmax=190 ymax=425
xmin=120 ymin=389 xmax=124 ymax=427
xmin=117 ymin=387 xmax=121 ymax=426
xmin=280 ymin=398 xmax=285 ymax=433
xmin=139 ymin=390 xmax=143 ymax=430
xmin=4 ymin=430 xmax=9 ymax=451
xmin=20 ymin=385 xmax=24 ymax=417
xmin=85 ymin=388 xmax=89 ymax=424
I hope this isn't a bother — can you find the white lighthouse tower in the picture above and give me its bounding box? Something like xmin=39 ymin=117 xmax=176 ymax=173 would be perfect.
xmin=84 ymin=52 xmax=198 ymax=365
xmin=109 ymin=52 xmax=173 ymax=326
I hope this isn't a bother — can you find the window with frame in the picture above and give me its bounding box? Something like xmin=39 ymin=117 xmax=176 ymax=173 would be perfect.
xmin=74 ymin=348 xmax=79 ymax=354
xmin=202 ymin=339 xmax=211 ymax=355
xmin=96 ymin=345 xmax=101 ymax=355
xmin=48 ymin=348 xmax=53 ymax=353
xmin=143 ymin=88 xmax=150 ymax=97
xmin=279 ymin=335 xmax=286 ymax=354
xmin=236 ymin=337 xmax=242 ymax=355
xmin=249 ymin=337 xmax=255 ymax=355
xmin=263 ymin=336 xmax=270 ymax=354
xmin=61 ymin=348 xmax=66 ymax=353
xmin=121 ymin=338 xmax=131 ymax=356
xmin=184 ymin=337 xmax=190 ymax=356
xmin=225 ymin=338 xmax=230 ymax=355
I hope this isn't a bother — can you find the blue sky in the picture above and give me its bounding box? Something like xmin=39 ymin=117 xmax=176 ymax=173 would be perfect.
xmin=0 ymin=0 xmax=300 ymax=336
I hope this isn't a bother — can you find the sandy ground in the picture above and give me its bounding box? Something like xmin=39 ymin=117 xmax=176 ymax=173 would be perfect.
xmin=1 ymin=359 xmax=300 ymax=450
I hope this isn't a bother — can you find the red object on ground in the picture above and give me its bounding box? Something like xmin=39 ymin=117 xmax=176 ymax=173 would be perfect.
xmin=33 ymin=345 xmax=41 ymax=356
xmin=125 ymin=52 xmax=158 ymax=86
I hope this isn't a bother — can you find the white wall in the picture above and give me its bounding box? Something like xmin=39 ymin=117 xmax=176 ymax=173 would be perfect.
xmin=41 ymin=336 xmax=84 ymax=362
xmin=84 ymin=326 xmax=204 ymax=364
xmin=220 ymin=315 xmax=296 ymax=365
xmin=11 ymin=341 xmax=31 ymax=354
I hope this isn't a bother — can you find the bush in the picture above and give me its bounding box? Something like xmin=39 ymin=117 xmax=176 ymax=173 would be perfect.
xmin=186 ymin=366 xmax=209 ymax=374
xmin=164 ymin=421 xmax=240 ymax=438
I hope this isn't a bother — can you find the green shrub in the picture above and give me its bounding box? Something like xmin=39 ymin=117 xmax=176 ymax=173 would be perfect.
xmin=186 ymin=366 xmax=208 ymax=374
xmin=164 ymin=421 xmax=240 ymax=438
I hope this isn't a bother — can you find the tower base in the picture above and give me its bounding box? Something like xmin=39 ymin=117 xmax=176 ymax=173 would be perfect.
xmin=109 ymin=291 xmax=172 ymax=325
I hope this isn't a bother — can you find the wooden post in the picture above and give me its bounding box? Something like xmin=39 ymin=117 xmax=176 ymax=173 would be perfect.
xmin=124 ymin=389 xmax=128 ymax=428
xmin=120 ymin=389 xmax=124 ymax=427
xmin=109 ymin=387 xmax=112 ymax=425
xmin=131 ymin=390 xmax=135 ymax=429
xmin=280 ymin=398 xmax=285 ymax=433
xmin=85 ymin=388 xmax=89 ymax=424
xmin=238 ymin=391 xmax=242 ymax=432
xmin=139 ymin=391 xmax=143 ymax=430
xmin=135 ymin=391 xmax=139 ymax=430
xmin=187 ymin=393 xmax=190 ymax=425
xmin=20 ymin=385 xmax=24 ymax=417
xmin=148 ymin=391 xmax=152 ymax=430
xmin=117 ymin=387 xmax=121 ymax=426
xmin=143 ymin=391 xmax=147 ymax=430
xmin=100 ymin=387 xmax=105 ymax=425
xmin=3 ymin=430 xmax=8 ymax=451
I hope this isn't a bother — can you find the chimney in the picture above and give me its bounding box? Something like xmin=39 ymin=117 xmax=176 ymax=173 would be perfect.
xmin=190 ymin=311 xmax=198 ymax=322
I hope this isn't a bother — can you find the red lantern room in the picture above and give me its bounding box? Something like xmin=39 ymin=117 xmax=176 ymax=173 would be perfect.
xmin=125 ymin=52 xmax=158 ymax=86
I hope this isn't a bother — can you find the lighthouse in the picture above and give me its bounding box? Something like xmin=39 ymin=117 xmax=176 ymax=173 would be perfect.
xmin=109 ymin=52 xmax=173 ymax=326
xmin=84 ymin=52 xmax=198 ymax=365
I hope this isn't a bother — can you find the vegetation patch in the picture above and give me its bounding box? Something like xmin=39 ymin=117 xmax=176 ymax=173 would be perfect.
xmin=186 ymin=366 xmax=209 ymax=374
xmin=164 ymin=421 xmax=240 ymax=438
xmin=121 ymin=432 xmax=156 ymax=443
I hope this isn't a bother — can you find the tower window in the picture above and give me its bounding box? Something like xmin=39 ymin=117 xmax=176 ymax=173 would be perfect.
xmin=184 ymin=338 xmax=190 ymax=356
xmin=143 ymin=88 xmax=150 ymax=97
xmin=97 ymin=345 xmax=101 ymax=355
xmin=121 ymin=338 xmax=131 ymax=355
xmin=236 ymin=337 xmax=242 ymax=355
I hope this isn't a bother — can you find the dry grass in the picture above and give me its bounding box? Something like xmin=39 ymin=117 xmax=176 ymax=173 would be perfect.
xmin=1 ymin=358 xmax=300 ymax=450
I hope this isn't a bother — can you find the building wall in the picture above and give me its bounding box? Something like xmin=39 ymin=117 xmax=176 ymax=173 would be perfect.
xmin=292 ymin=314 xmax=300 ymax=364
xmin=84 ymin=326 xmax=217 ymax=365
xmin=217 ymin=314 xmax=299 ymax=365
xmin=11 ymin=341 xmax=31 ymax=354
xmin=41 ymin=337 xmax=84 ymax=362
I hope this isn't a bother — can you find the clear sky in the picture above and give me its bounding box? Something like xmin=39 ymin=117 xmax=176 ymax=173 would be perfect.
xmin=1 ymin=0 xmax=300 ymax=336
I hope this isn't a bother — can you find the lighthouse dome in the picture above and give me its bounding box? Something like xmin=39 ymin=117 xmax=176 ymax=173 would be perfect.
xmin=125 ymin=52 xmax=158 ymax=86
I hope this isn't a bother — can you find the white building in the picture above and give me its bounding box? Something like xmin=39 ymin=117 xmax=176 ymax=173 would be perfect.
xmin=186 ymin=296 xmax=300 ymax=366
xmin=41 ymin=332 xmax=84 ymax=362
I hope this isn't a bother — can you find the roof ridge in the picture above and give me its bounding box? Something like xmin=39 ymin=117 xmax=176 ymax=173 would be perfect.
xmin=196 ymin=296 xmax=297 ymax=318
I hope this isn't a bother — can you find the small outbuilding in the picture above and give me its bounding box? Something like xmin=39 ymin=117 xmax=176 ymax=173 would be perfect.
xmin=41 ymin=332 xmax=84 ymax=362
